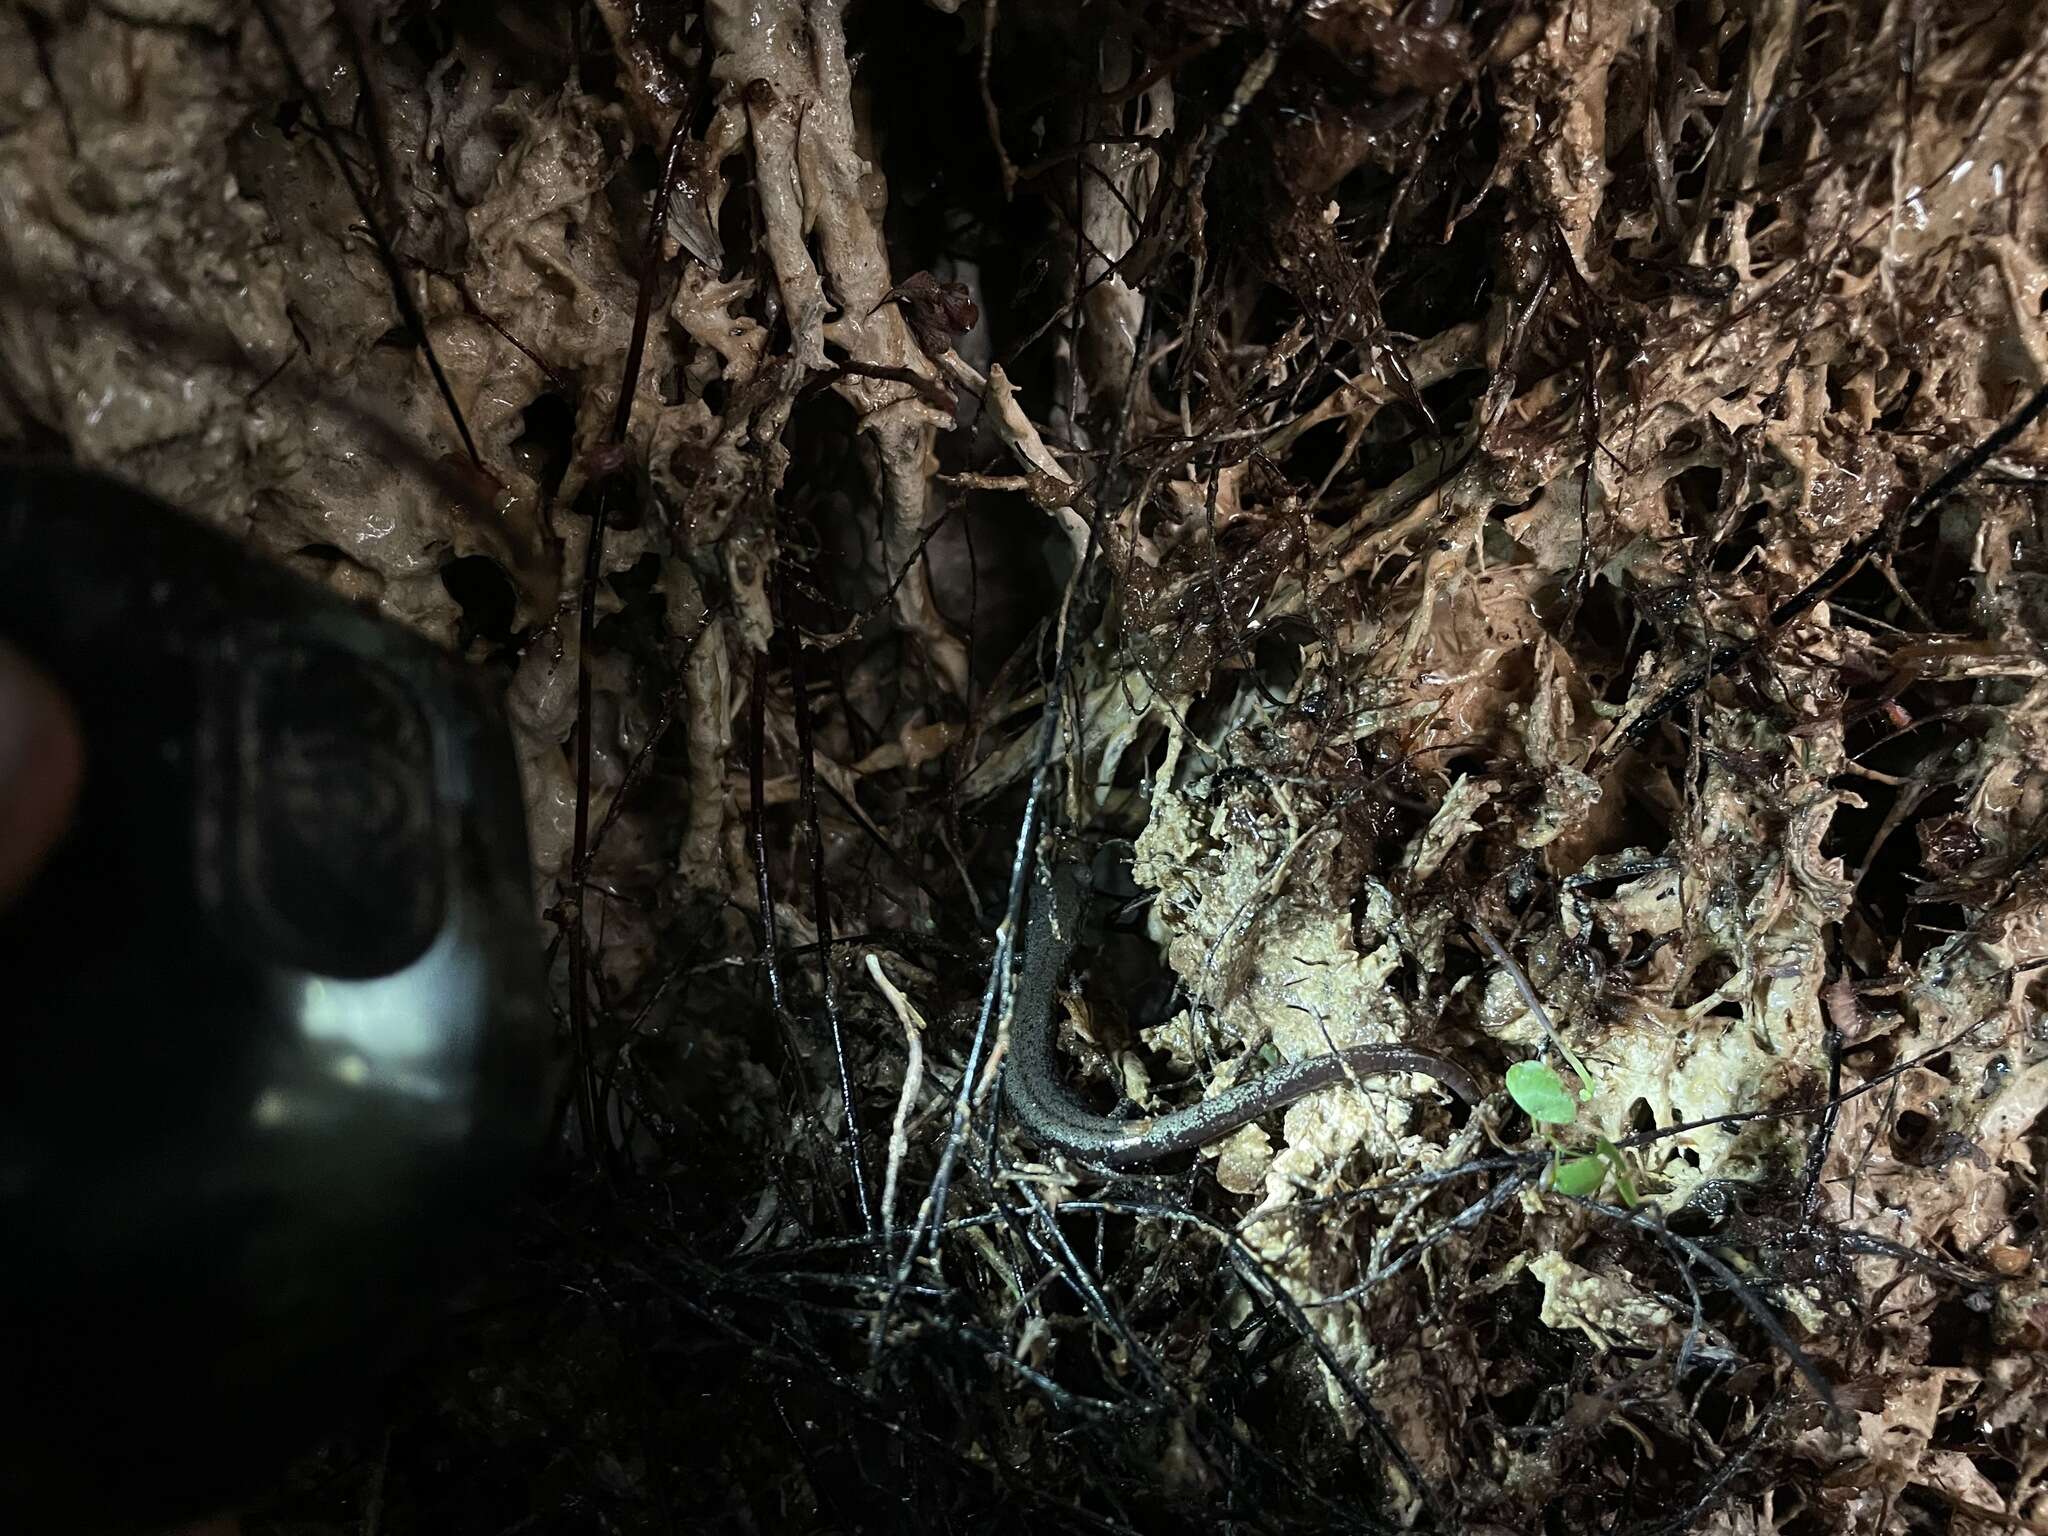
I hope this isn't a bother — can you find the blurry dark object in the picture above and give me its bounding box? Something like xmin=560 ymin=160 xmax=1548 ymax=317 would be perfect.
xmin=0 ymin=464 xmax=553 ymax=1534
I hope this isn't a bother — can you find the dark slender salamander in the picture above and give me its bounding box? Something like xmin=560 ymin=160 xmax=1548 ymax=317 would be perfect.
xmin=1004 ymin=860 xmax=1484 ymax=1167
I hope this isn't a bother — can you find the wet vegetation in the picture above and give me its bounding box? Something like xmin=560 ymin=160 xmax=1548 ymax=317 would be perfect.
xmin=7 ymin=0 xmax=2048 ymax=1531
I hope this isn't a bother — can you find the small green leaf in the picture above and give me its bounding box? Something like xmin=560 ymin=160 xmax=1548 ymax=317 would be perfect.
xmin=1594 ymin=1136 xmax=1641 ymax=1206
xmin=1506 ymin=1060 xmax=1579 ymax=1125
xmin=1552 ymin=1155 xmax=1606 ymax=1198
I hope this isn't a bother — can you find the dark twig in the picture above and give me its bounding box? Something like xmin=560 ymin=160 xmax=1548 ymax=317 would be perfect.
xmin=749 ymin=653 xmax=786 ymax=1019
xmin=1622 ymin=378 xmax=2048 ymax=746
xmin=782 ymin=576 xmax=878 ymax=1235
xmin=336 ymin=2 xmax=400 ymax=227
xmin=1637 ymin=1394 xmax=1786 ymax=1536
xmin=248 ymin=0 xmax=481 ymax=467
xmin=1799 ymin=975 xmax=1846 ymax=1219
xmin=564 ymin=112 xmax=695 ymax=1166
xmin=1573 ymin=1197 xmax=1837 ymax=1415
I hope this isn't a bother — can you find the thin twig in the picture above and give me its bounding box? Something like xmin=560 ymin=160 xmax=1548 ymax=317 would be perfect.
xmin=784 ymin=572 xmax=877 ymax=1234
xmin=565 ymin=112 xmax=696 ymax=1166
xmin=1620 ymin=377 xmax=2048 ymax=748
xmin=749 ymin=653 xmax=786 ymax=1019
xmin=1573 ymin=1196 xmax=1838 ymax=1416
xmin=865 ymin=952 xmax=930 ymax=1244
xmin=248 ymin=0 xmax=481 ymax=467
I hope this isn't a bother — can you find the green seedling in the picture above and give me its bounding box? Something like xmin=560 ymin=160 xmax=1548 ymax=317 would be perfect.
xmin=1506 ymin=1062 xmax=1640 ymax=1206
xmin=1505 ymin=1060 xmax=1577 ymax=1124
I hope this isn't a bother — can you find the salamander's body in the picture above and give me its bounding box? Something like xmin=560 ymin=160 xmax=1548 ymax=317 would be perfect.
xmin=1004 ymin=861 xmax=1480 ymax=1166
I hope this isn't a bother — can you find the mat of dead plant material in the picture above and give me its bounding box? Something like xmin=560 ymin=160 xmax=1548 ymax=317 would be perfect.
xmin=8 ymin=1 xmax=2048 ymax=1532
